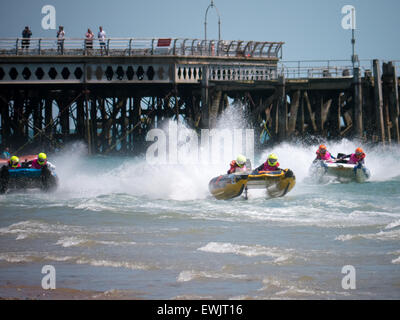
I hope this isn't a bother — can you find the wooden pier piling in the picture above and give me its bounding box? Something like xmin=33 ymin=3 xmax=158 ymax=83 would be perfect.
xmin=373 ymin=59 xmax=386 ymax=144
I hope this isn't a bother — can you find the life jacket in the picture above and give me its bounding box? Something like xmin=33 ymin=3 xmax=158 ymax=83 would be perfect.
xmin=316 ymin=150 xmax=332 ymax=161
xmin=31 ymin=158 xmax=46 ymax=169
xmin=261 ymin=161 xmax=280 ymax=171
xmin=228 ymin=160 xmax=246 ymax=174
xmin=348 ymin=153 xmax=365 ymax=164
xmin=8 ymin=161 xmax=21 ymax=169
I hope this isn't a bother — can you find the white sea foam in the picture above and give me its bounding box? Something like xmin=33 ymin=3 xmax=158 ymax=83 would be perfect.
xmin=274 ymin=286 xmax=316 ymax=297
xmin=177 ymin=270 xmax=248 ymax=282
xmin=385 ymin=219 xmax=400 ymax=230
xmin=258 ymin=276 xmax=353 ymax=299
xmin=0 ymin=253 xmax=35 ymax=263
xmin=197 ymin=242 xmax=295 ymax=264
xmin=392 ymin=257 xmax=400 ymax=264
xmin=0 ymin=220 xmax=136 ymax=249
xmin=45 ymin=255 xmax=76 ymax=262
xmin=75 ymin=258 xmax=151 ymax=270
xmin=55 ymin=237 xmax=136 ymax=248
xmin=0 ymin=250 xmax=154 ymax=271
xmin=56 ymin=237 xmax=91 ymax=248
xmin=0 ymin=220 xmax=86 ymax=241
xmin=336 ymin=229 xmax=400 ymax=241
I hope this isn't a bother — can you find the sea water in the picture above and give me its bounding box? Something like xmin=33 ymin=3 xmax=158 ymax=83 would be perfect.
xmin=0 ymin=138 xmax=399 ymax=300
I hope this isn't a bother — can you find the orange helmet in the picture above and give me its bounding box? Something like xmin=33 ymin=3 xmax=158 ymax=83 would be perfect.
xmin=319 ymin=144 xmax=327 ymax=154
xmin=355 ymin=147 xmax=364 ymax=158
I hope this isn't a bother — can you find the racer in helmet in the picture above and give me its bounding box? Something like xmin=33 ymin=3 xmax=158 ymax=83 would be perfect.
xmin=255 ymin=153 xmax=281 ymax=172
xmin=8 ymin=156 xmax=21 ymax=169
xmin=227 ymin=154 xmax=248 ymax=174
xmin=27 ymin=153 xmax=55 ymax=170
xmin=315 ymin=144 xmax=335 ymax=162
xmin=340 ymin=147 xmax=366 ymax=165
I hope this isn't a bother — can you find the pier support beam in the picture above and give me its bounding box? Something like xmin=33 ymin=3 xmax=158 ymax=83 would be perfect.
xmin=132 ymin=96 xmax=142 ymax=153
xmin=76 ymin=95 xmax=85 ymax=140
xmin=287 ymin=90 xmax=300 ymax=137
xmin=201 ymin=66 xmax=210 ymax=128
xmin=373 ymin=59 xmax=386 ymax=144
xmin=304 ymin=91 xmax=317 ymax=133
xmin=385 ymin=62 xmax=400 ymax=143
xmin=0 ymin=96 xmax=11 ymax=145
xmin=353 ymin=67 xmax=363 ymax=140
xmin=391 ymin=63 xmax=400 ymax=143
xmin=277 ymin=75 xmax=286 ymax=141
xmin=209 ymin=90 xmax=222 ymax=129
xmin=13 ymin=92 xmax=26 ymax=149
xmin=44 ymin=97 xmax=53 ymax=139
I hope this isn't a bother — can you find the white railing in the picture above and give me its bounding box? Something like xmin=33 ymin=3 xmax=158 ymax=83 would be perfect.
xmin=0 ymin=37 xmax=284 ymax=59
xmin=278 ymin=59 xmax=377 ymax=79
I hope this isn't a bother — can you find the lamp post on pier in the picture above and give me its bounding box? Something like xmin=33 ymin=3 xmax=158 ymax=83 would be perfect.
xmin=204 ymin=0 xmax=221 ymax=42
xmin=350 ymin=7 xmax=359 ymax=69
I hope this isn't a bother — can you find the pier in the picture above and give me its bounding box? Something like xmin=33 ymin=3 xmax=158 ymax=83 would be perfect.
xmin=0 ymin=37 xmax=399 ymax=155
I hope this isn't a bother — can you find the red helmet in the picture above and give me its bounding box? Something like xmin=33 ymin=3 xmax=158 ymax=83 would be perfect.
xmin=319 ymin=144 xmax=327 ymax=154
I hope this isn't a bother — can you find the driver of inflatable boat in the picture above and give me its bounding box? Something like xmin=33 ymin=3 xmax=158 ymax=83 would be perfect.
xmin=8 ymin=156 xmax=21 ymax=169
xmin=314 ymin=144 xmax=335 ymax=162
xmin=254 ymin=153 xmax=281 ymax=172
xmin=227 ymin=154 xmax=248 ymax=174
xmin=338 ymin=147 xmax=366 ymax=166
xmin=25 ymin=153 xmax=55 ymax=170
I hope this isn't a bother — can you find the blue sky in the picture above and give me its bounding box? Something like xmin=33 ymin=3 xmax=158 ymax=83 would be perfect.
xmin=0 ymin=0 xmax=399 ymax=61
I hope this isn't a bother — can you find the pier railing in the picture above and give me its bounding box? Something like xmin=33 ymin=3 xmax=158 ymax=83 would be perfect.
xmin=0 ymin=38 xmax=283 ymax=59
xmin=278 ymin=59 xmax=378 ymax=79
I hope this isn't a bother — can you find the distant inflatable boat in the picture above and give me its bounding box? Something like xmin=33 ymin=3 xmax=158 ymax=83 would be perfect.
xmin=0 ymin=165 xmax=58 ymax=194
xmin=208 ymin=169 xmax=296 ymax=200
xmin=309 ymin=160 xmax=370 ymax=183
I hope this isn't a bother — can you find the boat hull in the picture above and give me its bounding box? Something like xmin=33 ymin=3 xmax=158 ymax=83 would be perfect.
xmin=208 ymin=174 xmax=248 ymax=200
xmin=209 ymin=169 xmax=296 ymax=200
xmin=0 ymin=165 xmax=58 ymax=194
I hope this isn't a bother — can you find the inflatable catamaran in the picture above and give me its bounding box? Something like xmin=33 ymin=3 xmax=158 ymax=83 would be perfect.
xmin=209 ymin=169 xmax=296 ymax=200
xmin=0 ymin=155 xmax=58 ymax=193
xmin=309 ymin=154 xmax=371 ymax=183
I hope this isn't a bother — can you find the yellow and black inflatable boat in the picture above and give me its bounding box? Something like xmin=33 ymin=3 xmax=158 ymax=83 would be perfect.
xmin=208 ymin=169 xmax=296 ymax=200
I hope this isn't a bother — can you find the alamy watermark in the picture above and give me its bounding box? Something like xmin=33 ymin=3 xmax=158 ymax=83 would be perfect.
xmin=41 ymin=5 xmax=56 ymax=30
xmin=341 ymin=265 xmax=356 ymax=290
xmin=341 ymin=5 xmax=356 ymax=30
xmin=145 ymin=122 xmax=255 ymax=165
xmin=41 ymin=265 xmax=56 ymax=290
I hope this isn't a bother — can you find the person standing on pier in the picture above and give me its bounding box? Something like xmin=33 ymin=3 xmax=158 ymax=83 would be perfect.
xmin=85 ymin=28 xmax=94 ymax=53
xmin=1 ymin=147 xmax=10 ymax=160
xmin=57 ymin=26 xmax=65 ymax=54
xmin=98 ymin=26 xmax=106 ymax=55
xmin=21 ymin=26 xmax=32 ymax=50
